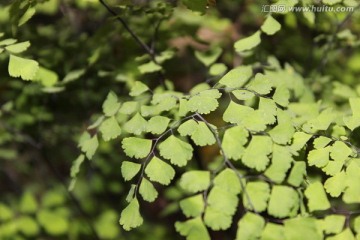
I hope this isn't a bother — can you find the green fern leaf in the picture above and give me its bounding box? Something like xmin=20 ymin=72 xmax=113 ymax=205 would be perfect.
xmin=8 ymin=54 xmax=39 ymax=81
xmin=204 ymin=206 xmax=232 ymax=231
xmin=246 ymin=73 xmax=272 ymax=94
xmin=268 ymin=186 xmax=299 ymax=218
xmin=124 ymin=113 xmax=147 ymax=135
xmin=146 ymin=116 xmax=170 ymax=134
xmin=145 ymin=156 xmax=175 ymax=185
xmin=158 ymin=135 xmax=193 ymax=166
xmin=122 ymin=137 xmax=152 ymax=159
xmin=99 ymin=117 xmax=122 ymax=141
xmin=222 ymin=126 xmax=249 ymax=160
xmin=129 ymin=81 xmax=149 ymax=96
xmin=287 ymin=161 xmax=306 ymax=187
xmin=265 ymin=144 xmax=293 ymax=183
xmin=304 ymin=182 xmax=330 ymax=212
xmin=244 ymin=181 xmax=270 ymax=212
xmin=213 ymin=168 xmax=242 ymax=194
xmin=242 ymin=136 xmax=272 ymax=171
xmin=102 ymin=91 xmax=120 ymax=117
xmin=324 ymin=171 xmax=346 ymax=197
xmin=261 ymin=15 xmax=281 ymax=35
xmin=175 ymin=217 xmax=210 ymax=240
xmin=139 ymin=178 xmax=158 ymax=202
xmin=80 ymin=135 xmax=98 ymax=160
xmin=179 ymin=194 xmax=204 ymax=218
xmin=218 ymin=66 xmax=252 ymax=88
xmin=235 ymin=212 xmax=265 ymax=240
xmin=121 ymin=161 xmax=141 ymax=181
xmin=179 ymin=170 xmax=210 ymax=193
xmin=234 ymin=31 xmax=261 ymax=52
xmin=119 ymin=198 xmax=143 ymax=231
xmin=187 ymin=89 xmax=222 ymax=114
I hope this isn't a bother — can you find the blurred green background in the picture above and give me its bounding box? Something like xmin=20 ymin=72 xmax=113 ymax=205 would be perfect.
xmin=0 ymin=0 xmax=360 ymax=239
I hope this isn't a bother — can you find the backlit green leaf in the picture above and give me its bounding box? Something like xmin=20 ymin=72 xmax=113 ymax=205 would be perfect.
xmin=99 ymin=117 xmax=121 ymax=141
xmin=261 ymin=223 xmax=284 ymax=240
xmin=284 ymin=217 xmax=322 ymax=240
xmin=130 ymin=81 xmax=149 ymax=96
xmin=223 ymin=101 xmax=254 ymax=125
xmin=175 ymin=217 xmax=210 ymax=240
xmin=5 ymin=41 xmax=30 ymax=53
xmin=273 ymin=84 xmax=290 ymax=107
xmin=139 ymin=178 xmax=158 ymax=202
xmin=119 ymin=101 xmax=138 ymax=115
xmin=304 ymin=182 xmax=330 ymax=212
xmin=236 ymin=212 xmax=265 ymax=240
xmin=321 ymin=215 xmax=346 ymax=234
xmin=20 ymin=191 xmax=38 ymax=214
xmin=222 ymin=126 xmax=249 ymax=160
xmin=218 ymin=66 xmax=252 ymax=88
xmin=291 ymin=132 xmax=312 ymax=154
xmin=287 ymin=161 xmax=306 ymax=187
xmin=180 ymin=194 xmax=204 ymax=218
xmin=261 ymin=15 xmax=281 ymax=35
xmin=242 ymin=136 xmax=272 ymax=171
xmin=17 ymin=216 xmax=39 ymax=237
xmin=330 ymin=141 xmax=353 ymax=162
xmin=246 ymin=73 xmax=272 ymax=94
xmin=123 ymin=113 xmax=147 ymax=135
xmin=37 ymin=210 xmax=68 ymax=235
xmin=121 ymin=161 xmax=141 ymax=181
xmin=234 ymin=31 xmax=261 ymax=52
xmin=327 ymin=228 xmax=355 ymax=240
xmin=303 ymin=108 xmax=335 ymax=132
xmin=145 ymin=156 xmax=175 ymax=185
xmin=308 ymin=147 xmax=330 ymax=168
xmin=8 ymin=54 xmax=39 ymax=81
xmin=343 ymin=162 xmax=360 ymax=203
xmin=122 ymin=137 xmax=152 ymax=159
xmin=313 ymin=136 xmax=332 ymax=149
xmin=80 ymin=135 xmax=98 ymax=160
xmin=190 ymin=121 xmax=216 ymax=146
xmin=204 ymin=206 xmax=233 ymax=231
xmin=268 ymin=186 xmax=299 ymax=218
xmin=264 ymin=144 xmax=293 ymax=183
xmin=159 ymin=135 xmax=193 ymax=166
xmin=214 ymin=168 xmax=242 ymax=194
xmin=324 ymin=171 xmax=346 ymax=197
xmin=180 ymin=170 xmax=210 ymax=193
xmin=138 ymin=61 xmax=162 ymax=74
xmin=343 ymin=98 xmax=360 ymax=130
xmin=146 ymin=116 xmax=170 ymax=134
xmin=102 ymin=91 xmax=120 ymax=117
xmin=187 ymin=89 xmax=222 ymax=114
xmin=119 ymin=198 xmax=143 ymax=231
xmin=244 ymin=181 xmax=270 ymax=212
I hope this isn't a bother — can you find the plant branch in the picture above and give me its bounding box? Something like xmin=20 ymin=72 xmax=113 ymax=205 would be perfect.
xmin=195 ymin=113 xmax=257 ymax=213
xmin=317 ymin=5 xmax=360 ymax=74
xmin=99 ymin=0 xmax=154 ymax=57
xmin=134 ymin=114 xmax=196 ymax=197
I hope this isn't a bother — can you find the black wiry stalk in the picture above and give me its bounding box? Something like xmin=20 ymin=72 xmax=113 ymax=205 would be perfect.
xmin=99 ymin=0 xmax=167 ymax=88
xmin=195 ymin=113 xmax=258 ymax=213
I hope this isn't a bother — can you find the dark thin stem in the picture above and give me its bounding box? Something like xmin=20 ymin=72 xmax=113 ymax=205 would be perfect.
xmin=151 ymin=18 xmax=163 ymax=52
xmin=195 ymin=113 xmax=257 ymax=213
xmin=99 ymin=0 xmax=154 ymax=57
xmin=98 ymin=0 xmax=168 ymax=89
xmin=317 ymin=5 xmax=360 ymax=74
xmin=134 ymin=114 xmax=196 ymax=197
